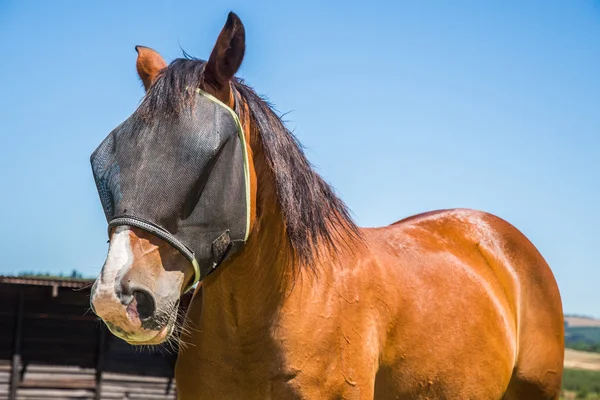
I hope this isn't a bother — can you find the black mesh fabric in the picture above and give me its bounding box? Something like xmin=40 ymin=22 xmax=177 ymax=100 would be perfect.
xmin=90 ymin=89 xmax=250 ymax=289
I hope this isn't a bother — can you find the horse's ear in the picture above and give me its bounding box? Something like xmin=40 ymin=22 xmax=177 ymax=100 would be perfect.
xmin=135 ymin=46 xmax=167 ymax=91
xmin=204 ymin=12 xmax=246 ymax=88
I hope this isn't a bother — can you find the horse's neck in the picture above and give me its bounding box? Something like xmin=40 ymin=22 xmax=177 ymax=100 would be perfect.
xmin=198 ymin=152 xmax=295 ymax=340
xmin=189 ymin=114 xmax=338 ymax=345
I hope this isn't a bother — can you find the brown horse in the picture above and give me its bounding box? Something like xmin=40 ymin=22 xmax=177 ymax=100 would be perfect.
xmin=90 ymin=12 xmax=564 ymax=399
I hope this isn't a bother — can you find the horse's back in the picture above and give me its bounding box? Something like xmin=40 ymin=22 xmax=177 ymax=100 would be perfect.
xmin=367 ymin=208 xmax=563 ymax=399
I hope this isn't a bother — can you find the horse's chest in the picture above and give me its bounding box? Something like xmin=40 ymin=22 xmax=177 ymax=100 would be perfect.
xmin=176 ymin=322 xmax=369 ymax=400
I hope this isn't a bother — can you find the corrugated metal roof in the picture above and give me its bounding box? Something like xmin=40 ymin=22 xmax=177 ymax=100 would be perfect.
xmin=0 ymin=276 xmax=94 ymax=288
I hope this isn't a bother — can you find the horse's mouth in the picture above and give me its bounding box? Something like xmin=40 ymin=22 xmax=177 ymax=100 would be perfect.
xmin=104 ymin=317 xmax=174 ymax=346
xmin=124 ymin=324 xmax=172 ymax=346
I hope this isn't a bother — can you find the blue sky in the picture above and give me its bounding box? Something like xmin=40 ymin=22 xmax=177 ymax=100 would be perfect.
xmin=0 ymin=1 xmax=598 ymax=317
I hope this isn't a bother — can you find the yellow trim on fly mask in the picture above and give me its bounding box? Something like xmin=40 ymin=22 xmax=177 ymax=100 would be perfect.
xmin=180 ymin=88 xmax=251 ymax=293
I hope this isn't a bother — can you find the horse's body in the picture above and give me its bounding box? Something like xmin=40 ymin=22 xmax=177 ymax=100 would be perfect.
xmin=176 ymin=209 xmax=563 ymax=399
xmin=89 ymin=12 xmax=564 ymax=400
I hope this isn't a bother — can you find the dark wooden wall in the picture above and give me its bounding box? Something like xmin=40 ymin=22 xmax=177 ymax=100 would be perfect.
xmin=0 ymin=281 xmax=185 ymax=400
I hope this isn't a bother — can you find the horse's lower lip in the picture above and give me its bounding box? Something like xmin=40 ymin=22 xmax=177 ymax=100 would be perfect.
xmin=125 ymin=325 xmax=169 ymax=345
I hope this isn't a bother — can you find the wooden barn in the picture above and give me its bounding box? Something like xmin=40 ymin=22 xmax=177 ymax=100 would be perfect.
xmin=0 ymin=276 xmax=188 ymax=400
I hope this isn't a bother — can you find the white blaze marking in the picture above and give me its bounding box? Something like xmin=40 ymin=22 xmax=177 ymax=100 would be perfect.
xmin=91 ymin=227 xmax=166 ymax=343
xmin=93 ymin=227 xmax=133 ymax=303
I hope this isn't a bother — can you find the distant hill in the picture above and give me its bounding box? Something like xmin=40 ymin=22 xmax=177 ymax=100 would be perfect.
xmin=565 ymin=315 xmax=600 ymax=328
xmin=565 ymin=315 xmax=600 ymax=353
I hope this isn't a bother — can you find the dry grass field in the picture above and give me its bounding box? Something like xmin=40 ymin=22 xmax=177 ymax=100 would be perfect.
xmin=565 ymin=349 xmax=600 ymax=371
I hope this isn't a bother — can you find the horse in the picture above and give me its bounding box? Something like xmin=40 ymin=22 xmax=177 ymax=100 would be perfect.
xmin=89 ymin=12 xmax=564 ymax=399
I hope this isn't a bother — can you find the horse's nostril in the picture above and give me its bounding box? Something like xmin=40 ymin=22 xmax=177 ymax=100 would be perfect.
xmin=133 ymin=290 xmax=155 ymax=320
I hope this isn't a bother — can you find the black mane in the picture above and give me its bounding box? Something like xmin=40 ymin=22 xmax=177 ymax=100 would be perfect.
xmin=138 ymin=57 xmax=361 ymax=267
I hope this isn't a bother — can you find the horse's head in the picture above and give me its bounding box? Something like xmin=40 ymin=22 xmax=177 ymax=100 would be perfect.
xmin=89 ymin=12 xmax=255 ymax=345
